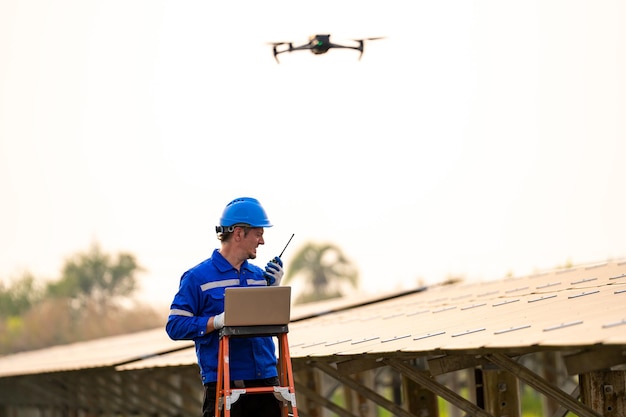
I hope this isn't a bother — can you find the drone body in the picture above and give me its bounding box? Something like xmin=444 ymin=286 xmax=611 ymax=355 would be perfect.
xmin=270 ymin=34 xmax=383 ymax=63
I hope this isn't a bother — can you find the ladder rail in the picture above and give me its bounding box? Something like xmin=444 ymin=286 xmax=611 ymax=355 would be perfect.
xmin=215 ymin=325 xmax=299 ymax=417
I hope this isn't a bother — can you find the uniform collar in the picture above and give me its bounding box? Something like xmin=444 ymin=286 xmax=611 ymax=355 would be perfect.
xmin=212 ymin=248 xmax=253 ymax=273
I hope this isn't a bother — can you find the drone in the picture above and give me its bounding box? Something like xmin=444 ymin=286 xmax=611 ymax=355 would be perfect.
xmin=269 ymin=34 xmax=384 ymax=63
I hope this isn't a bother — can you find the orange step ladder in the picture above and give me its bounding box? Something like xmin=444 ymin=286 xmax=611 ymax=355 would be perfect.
xmin=215 ymin=325 xmax=298 ymax=417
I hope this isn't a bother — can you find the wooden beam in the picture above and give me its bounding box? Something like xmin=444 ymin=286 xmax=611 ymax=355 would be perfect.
xmin=563 ymin=347 xmax=626 ymax=375
xmin=294 ymin=380 xmax=358 ymax=417
xmin=484 ymin=353 xmax=603 ymax=417
xmin=312 ymin=361 xmax=415 ymax=417
xmin=336 ymin=357 xmax=385 ymax=375
xmin=384 ymin=358 xmax=494 ymax=417
xmin=549 ymin=386 xmax=580 ymax=417
xmin=428 ymin=354 xmax=487 ymax=376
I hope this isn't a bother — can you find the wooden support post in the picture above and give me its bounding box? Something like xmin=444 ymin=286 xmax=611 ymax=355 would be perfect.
xmin=541 ymin=351 xmax=560 ymax=416
xmin=482 ymin=368 xmax=521 ymax=417
xmin=295 ymin=366 xmax=321 ymax=417
xmin=580 ymin=370 xmax=626 ymax=416
xmin=344 ymin=372 xmax=376 ymax=417
xmin=384 ymin=359 xmax=493 ymax=417
xmin=484 ymin=353 xmax=602 ymax=417
xmin=475 ymin=368 xmax=485 ymax=410
xmin=403 ymin=373 xmax=439 ymax=417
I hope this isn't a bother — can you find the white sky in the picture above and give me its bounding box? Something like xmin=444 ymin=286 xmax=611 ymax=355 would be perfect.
xmin=1 ymin=1 xmax=625 ymax=309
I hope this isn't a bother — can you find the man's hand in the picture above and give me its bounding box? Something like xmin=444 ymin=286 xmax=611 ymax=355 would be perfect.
xmin=264 ymin=256 xmax=284 ymax=286
xmin=213 ymin=312 xmax=225 ymax=330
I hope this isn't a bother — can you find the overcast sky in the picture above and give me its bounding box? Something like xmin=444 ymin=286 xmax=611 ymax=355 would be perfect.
xmin=1 ymin=0 xmax=625 ymax=308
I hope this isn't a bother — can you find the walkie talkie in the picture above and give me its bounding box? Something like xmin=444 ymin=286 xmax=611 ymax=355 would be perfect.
xmin=266 ymin=234 xmax=294 ymax=285
xmin=276 ymin=234 xmax=294 ymax=259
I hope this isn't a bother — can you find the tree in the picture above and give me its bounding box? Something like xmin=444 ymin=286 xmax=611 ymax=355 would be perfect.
xmin=46 ymin=242 xmax=143 ymax=312
xmin=0 ymin=272 xmax=41 ymax=317
xmin=283 ymin=242 xmax=359 ymax=304
xmin=0 ymin=243 xmax=161 ymax=354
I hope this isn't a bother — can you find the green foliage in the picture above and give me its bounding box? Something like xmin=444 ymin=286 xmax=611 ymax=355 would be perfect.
xmin=46 ymin=243 xmax=142 ymax=311
xmin=520 ymin=384 xmax=543 ymax=415
xmin=0 ymin=243 xmax=161 ymax=355
xmin=0 ymin=272 xmax=42 ymax=316
xmin=284 ymin=242 xmax=359 ymax=304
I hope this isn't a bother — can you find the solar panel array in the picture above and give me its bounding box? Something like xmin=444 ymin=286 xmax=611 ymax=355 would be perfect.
xmin=1 ymin=260 xmax=625 ymax=376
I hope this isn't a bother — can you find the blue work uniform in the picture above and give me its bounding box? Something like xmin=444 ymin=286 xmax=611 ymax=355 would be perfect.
xmin=166 ymin=249 xmax=278 ymax=384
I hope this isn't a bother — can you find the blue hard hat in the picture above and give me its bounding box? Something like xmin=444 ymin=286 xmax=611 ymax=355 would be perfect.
xmin=217 ymin=197 xmax=273 ymax=230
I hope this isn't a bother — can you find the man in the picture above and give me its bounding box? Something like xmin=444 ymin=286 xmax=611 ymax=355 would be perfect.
xmin=166 ymin=197 xmax=285 ymax=417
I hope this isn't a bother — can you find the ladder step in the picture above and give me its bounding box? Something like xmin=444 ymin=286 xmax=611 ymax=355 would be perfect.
xmin=220 ymin=324 xmax=289 ymax=337
xmin=217 ymin=329 xmax=298 ymax=416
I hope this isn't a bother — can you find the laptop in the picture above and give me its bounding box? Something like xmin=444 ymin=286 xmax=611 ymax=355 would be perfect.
xmin=223 ymin=286 xmax=292 ymax=326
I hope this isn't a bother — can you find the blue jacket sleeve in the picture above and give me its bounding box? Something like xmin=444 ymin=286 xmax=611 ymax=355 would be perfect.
xmin=165 ymin=271 xmax=211 ymax=340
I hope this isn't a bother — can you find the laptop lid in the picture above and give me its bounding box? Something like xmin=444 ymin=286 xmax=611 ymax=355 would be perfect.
xmin=223 ymin=286 xmax=291 ymax=326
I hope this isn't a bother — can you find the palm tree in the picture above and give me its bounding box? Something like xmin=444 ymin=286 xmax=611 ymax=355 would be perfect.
xmin=283 ymin=242 xmax=359 ymax=304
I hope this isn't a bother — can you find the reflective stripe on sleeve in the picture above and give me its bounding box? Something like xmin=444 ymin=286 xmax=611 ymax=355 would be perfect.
xmin=169 ymin=309 xmax=194 ymax=317
xmin=200 ymin=278 xmax=240 ymax=291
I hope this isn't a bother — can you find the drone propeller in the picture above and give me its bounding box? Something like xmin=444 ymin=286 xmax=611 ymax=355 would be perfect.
xmin=351 ymin=37 xmax=384 ymax=60
xmin=269 ymin=42 xmax=294 ymax=63
xmin=272 ymin=45 xmax=279 ymax=62
xmin=352 ymin=36 xmax=386 ymax=42
xmin=356 ymin=40 xmax=365 ymax=60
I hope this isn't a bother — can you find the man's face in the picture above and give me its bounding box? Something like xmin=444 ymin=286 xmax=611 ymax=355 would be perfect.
xmin=240 ymin=227 xmax=265 ymax=259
